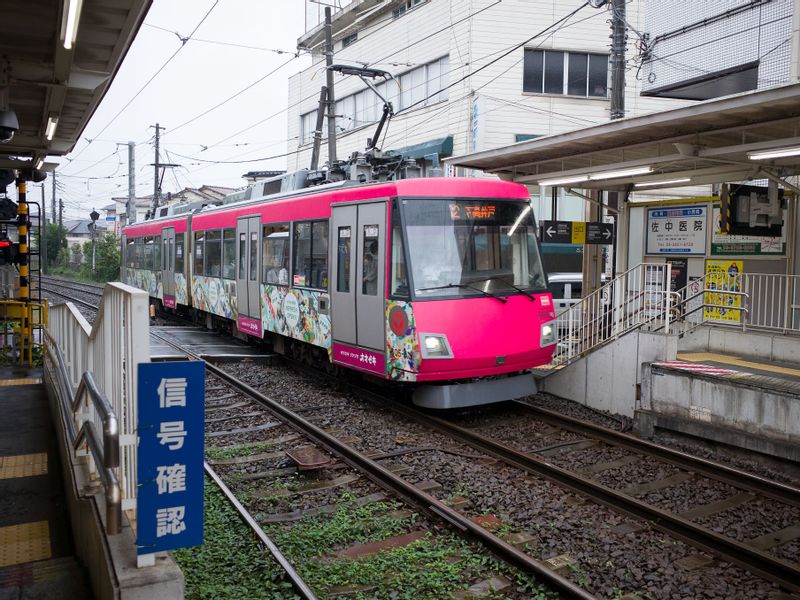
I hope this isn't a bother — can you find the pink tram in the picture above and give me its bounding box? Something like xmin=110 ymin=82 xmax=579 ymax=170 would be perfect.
xmin=121 ymin=177 xmax=557 ymax=408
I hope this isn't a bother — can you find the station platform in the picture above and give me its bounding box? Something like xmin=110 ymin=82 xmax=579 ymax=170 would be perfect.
xmin=149 ymin=326 xmax=277 ymax=361
xmin=0 ymin=368 xmax=89 ymax=599
xmin=638 ymin=350 xmax=800 ymax=462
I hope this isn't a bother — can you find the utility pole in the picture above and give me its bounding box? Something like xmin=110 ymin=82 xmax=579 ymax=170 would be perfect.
xmin=40 ymin=183 xmax=46 ymax=273
xmin=127 ymin=141 xmax=136 ymax=226
xmin=59 ymin=198 xmax=63 ymax=229
xmin=324 ymin=7 xmax=338 ymax=166
xmin=610 ymin=0 xmax=627 ymax=120
xmin=151 ymin=123 xmax=165 ymax=212
xmin=309 ymin=86 xmax=328 ymax=171
xmin=51 ymin=170 xmax=56 ymax=223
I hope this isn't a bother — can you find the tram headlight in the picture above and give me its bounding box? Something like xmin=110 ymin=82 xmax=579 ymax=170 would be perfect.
xmin=420 ymin=333 xmax=453 ymax=358
xmin=540 ymin=321 xmax=557 ymax=347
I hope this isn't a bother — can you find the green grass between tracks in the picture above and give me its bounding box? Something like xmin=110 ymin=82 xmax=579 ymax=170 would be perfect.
xmin=173 ymin=480 xmax=297 ymax=600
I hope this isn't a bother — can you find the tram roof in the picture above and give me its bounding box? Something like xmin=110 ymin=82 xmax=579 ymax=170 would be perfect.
xmin=446 ymin=83 xmax=800 ymax=191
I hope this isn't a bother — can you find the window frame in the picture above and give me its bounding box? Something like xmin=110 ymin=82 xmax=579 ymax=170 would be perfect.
xmin=262 ymin=223 xmax=290 ymax=286
xmin=194 ymin=231 xmax=205 ymax=277
xmin=205 ymin=229 xmax=223 ymax=278
xmin=291 ymin=219 xmax=329 ymax=290
xmin=221 ymin=228 xmax=236 ymax=280
xmin=523 ymin=48 xmax=609 ymax=98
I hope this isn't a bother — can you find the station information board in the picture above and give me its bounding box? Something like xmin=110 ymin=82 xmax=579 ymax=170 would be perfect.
xmin=137 ymin=361 xmax=205 ymax=555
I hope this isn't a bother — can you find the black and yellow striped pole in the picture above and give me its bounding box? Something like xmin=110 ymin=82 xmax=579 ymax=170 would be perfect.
xmin=16 ymin=178 xmax=29 ymax=301
xmin=16 ymin=178 xmax=30 ymax=364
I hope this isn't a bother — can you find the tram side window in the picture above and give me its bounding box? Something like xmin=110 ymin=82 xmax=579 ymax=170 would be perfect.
xmin=154 ymin=235 xmax=161 ymax=271
xmin=221 ymin=229 xmax=236 ymax=280
xmin=144 ymin=237 xmax=154 ymax=271
xmin=336 ymin=227 xmax=351 ymax=293
xmin=362 ymin=224 xmax=379 ymax=296
xmin=292 ymin=220 xmax=328 ymax=289
xmin=390 ymin=203 xmax=408 ymax=298
xmin=194 ymin=232 xmax=205 ymax=276
xmin=126 ymin=240 xmax=135 ymax=268
xmin=262 ymin=224 xmax=289 ymax=286
xmin=175 ymin=233 xmax=184 ymax=273
xmin=205 ymin=230 xmax=222 ymax=278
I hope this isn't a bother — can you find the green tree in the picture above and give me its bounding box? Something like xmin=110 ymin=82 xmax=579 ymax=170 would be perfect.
xmin=43 ymin=223 xmax=68 ymax=269
xmin=93 ymin=233 xmax=121 ymax=282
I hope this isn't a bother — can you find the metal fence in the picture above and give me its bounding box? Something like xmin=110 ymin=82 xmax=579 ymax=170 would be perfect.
xmin=46 ymin=283 xmax=150 ymax=518
xmin=552 ymin=263 xmax=672 ymax=366
xmin=674 ymin=272 xmax=800 ymax=335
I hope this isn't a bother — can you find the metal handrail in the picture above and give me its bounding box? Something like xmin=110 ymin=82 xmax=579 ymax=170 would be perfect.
xmin=43 ymin=329 xmax=122 ymax=534
xmin=73 ymin=373 xmax=120 ymax=470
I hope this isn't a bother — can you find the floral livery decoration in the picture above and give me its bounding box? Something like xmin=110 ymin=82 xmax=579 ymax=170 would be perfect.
xmin=126 ymin=268 xmax=161 ymax=299
xmin=174 ymin=273 xmax=188 ymax=306
xmin=261 ymin=285 xmax=331 ymax=349
xmin=385 ymin=300 xmax=420 ymax=381
xmin=192 ymin=276 xmax=237 ymax=320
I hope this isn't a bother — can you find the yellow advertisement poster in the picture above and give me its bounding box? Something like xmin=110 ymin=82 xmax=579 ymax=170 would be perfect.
xmin=704 ymin=260 xmax=744 ymax=323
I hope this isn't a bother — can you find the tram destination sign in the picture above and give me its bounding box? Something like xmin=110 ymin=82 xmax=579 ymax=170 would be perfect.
xmin=541 ymin=220 xmax=614 ymax=245
xmin=137 ymin=361 xmax=205 ymax=557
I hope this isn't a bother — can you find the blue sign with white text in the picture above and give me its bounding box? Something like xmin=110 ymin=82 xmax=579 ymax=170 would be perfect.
xmin=137 ymin=361 xmax=204 ymax=554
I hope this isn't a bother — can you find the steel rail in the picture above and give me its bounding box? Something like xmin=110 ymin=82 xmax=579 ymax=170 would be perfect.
xmin=516 ymin=402 xmax=800 ymax=507
xmin=374 ymin=397 xmax=800 ymax=593
xmin=40 ymin=285 xmax=100 ymax=311
xmin=41 ymin=276 xmax=104 ymax=295
xmin=150 ymin=331 xmax=597 ymax=600
xmin=204 ymin=462 xmax=318 ymax=600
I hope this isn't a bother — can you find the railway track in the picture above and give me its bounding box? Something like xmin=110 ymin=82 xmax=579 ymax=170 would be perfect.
xmin=153 ymin=329 xmax=594 ymax=599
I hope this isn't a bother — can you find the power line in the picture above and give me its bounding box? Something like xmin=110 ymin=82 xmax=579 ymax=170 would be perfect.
xmin=66 ymin=0 xmax=222 ymax=164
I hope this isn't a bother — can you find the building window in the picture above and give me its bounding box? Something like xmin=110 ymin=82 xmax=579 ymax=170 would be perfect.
xmin=293 ymin=220 xmax=329 ymax=289
xmin=342 ymin=32 xmax=357 ymax=48
xmin=393 ymin=0 xmax=424 ymax=18
xmin=300 ymin=110 xmax=317 ymax=145
xmin=515 ymin=134 xmax=541 ymax=143
xmin=523 ymin=50 xmax=608 ymax=97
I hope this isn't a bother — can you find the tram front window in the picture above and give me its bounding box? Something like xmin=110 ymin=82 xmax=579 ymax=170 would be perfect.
xmin=402 ymin=199 xmax=547 ymax=299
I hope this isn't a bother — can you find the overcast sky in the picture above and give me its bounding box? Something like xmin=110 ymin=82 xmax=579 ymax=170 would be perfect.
xmin=53 ymin=0 xmax=312 ymax=220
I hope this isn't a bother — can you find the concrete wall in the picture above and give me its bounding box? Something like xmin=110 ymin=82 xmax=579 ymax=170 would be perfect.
xmin=679 ymin=325 xmax=800 ymax=364
xmin=638 ymin=364 xmax=800 ymax=461
xmin=541 ymin=329 xmax=677 ymax=417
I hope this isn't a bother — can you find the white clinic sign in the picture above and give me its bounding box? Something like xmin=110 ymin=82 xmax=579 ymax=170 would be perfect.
xmin=645 ymin=205 xmax=707 ymax=255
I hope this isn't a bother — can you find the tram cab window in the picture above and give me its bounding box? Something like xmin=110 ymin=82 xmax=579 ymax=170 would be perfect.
xmin=292 ymin=220 xmax=328 ymax=289
xmin=222 ymin=229 xmax=236 ymax=280
xmin=390 ymin=202 xmax=409 ymax=298
xmin=263 ymin=224 xmax=289 ymax=286
xmin=194 ymin=232 xmax=205 ymax=276
xmin=175 ymin=233 xmax=184 ymax=273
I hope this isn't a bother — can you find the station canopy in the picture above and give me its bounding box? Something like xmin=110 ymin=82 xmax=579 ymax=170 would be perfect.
xmin=0 ymin=0 xmax=151 ymax=172
xmin=447 ymin=83 xmax=800 ymax=193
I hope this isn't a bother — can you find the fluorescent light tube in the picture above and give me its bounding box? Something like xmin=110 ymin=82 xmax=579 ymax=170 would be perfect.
xmin=45 ymin=116 xmax=59 ymax=141
xmin=61 ymin=0 xmax=84 ymax=50
xmin=588 ymin=166 xmax=652 ymax=180
xmin=747 ymin=146 xmax=800 ymax=160
xmin=634 ymin=178 xmax=691 ymax=188
xmin=35 ymin=158 xmax=44 ymax=170
xmin=538 ymin=175 xmax=588 ymax=187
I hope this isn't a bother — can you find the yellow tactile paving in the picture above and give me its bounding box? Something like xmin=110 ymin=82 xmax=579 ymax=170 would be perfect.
xmin=677 ymin=352 xmax=800 ymax=378
xmin=0 ymin=378 xmax=42 ymax=386
xmin=0 ymin=521 xmax=51 ymax=567
xmin=0 ymin=453 xmax=48 ymax=479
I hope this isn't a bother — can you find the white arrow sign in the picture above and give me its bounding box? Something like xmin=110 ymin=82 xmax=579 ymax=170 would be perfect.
xmin=546 ymin=226 xmax=556 ymax=237
xmin=603 ymin=228 xmax=611 ymax=239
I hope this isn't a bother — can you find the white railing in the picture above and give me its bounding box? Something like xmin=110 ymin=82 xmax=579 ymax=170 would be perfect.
xmin=673 ymin=272 xmax=800 ymax=335
xmin=46 ymin=283 xmax=150 ymax=518
xmin=552 ymin=263 xmax=672 ymax=366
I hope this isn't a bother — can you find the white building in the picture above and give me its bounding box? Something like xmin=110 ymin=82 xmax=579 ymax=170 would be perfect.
xmin=287 ymin=0 xmax=694 ymax=221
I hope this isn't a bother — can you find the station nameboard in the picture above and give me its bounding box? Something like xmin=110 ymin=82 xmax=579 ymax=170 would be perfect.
xmin=645 ymin=205 xmax=707 ymax=255
xmin=137 ymin=361 xmax=205 ymax=555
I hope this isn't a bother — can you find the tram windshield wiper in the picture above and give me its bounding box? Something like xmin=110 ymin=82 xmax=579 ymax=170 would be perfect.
xmin=466 ymin=276 xmax=537 ymax=302
xmin=415 ymin=282 xmax=508 ymax=303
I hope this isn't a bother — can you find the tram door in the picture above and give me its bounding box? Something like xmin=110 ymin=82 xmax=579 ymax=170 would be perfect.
xmin=236 ymin=216 xmax=262 ymax=335
xmin=161 ymin=227 xmax=175 ymax=307
xmin=330 ymin=202 xmax=386 ymax=350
